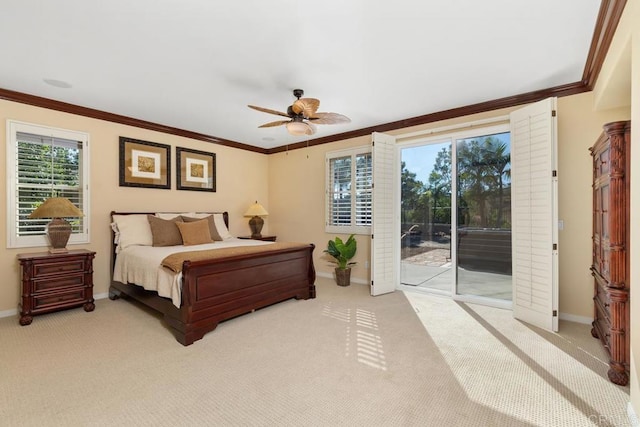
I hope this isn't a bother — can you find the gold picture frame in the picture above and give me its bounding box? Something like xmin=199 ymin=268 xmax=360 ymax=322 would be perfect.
xmin=176 ymin=147 xmax=216 ymax=192
xmin=119 ymin=137 xmax=170 ymax=189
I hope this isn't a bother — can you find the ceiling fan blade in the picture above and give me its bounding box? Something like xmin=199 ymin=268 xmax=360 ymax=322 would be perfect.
xmin=305 ymin=122 xmax=317 ymax=135
xmin=258 ymin=120 xmax=290 ymax=128
xmin=308 ymin=112 xmax=351 ymax=125
xmin=292 ymin=98 xmax=320 ymax=117
xmin=248 ymin=105 xmax=290 ymax=118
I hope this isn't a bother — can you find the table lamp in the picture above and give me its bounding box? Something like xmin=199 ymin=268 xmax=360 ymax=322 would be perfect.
xmin=244 ymin=201 xmax=269 ymax=238
xmin=28 ymin=197 xmax=84 ymax=253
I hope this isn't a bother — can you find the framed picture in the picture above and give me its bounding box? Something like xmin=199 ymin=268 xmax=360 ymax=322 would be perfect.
xmin=119 ymin=137 xmax=171 ymax=189
xmin=176 ymin=147 xmax=216 ymax=192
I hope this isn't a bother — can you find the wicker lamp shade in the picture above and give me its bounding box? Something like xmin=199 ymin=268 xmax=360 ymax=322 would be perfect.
xmin=28 ymin=197 xmax=84 ymax=253
xmin=244 ymin=201 xmax=268 ymax=239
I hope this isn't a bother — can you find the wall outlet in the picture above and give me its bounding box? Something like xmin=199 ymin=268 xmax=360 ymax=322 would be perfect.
xmin=364 ymin=260 xmax=370 ymax=269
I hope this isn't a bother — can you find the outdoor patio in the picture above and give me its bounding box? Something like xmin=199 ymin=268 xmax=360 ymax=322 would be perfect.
xmin=400 ymin=241 xmax=512 ymax=300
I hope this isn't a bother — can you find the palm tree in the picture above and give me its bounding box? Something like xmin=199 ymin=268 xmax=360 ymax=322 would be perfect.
xmin=482 ymin=137 xmax=510 ymax=228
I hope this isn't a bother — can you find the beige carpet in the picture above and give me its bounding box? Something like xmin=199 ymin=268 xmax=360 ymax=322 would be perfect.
xmin=0 ymin=277 xmax=631 ymax=426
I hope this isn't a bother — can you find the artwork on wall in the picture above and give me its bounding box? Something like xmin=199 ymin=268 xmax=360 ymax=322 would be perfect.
xmin=119 ymin=137 xmax=171 ymax=189
xmin=176 ymin=147 xmax=216 ymax=192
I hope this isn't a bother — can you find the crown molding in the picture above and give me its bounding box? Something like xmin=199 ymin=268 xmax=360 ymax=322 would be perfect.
xmin=582 ymin=0 xmax=627 ymax=89
xmin=267 ymin=81 xmax=588 ymax=154
xmin=0 ymin=87 xmax=266 ymax=154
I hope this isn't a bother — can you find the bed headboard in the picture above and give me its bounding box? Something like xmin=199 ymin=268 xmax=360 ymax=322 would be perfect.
xmin=109 ymin=211 xmax=229 ymax=275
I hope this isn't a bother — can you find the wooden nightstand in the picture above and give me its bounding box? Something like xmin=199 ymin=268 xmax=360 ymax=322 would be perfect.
xmin=17 ymin=249 xmax=96 ymax=325
xmin=238 ymin=235 xmax=277 ymax=242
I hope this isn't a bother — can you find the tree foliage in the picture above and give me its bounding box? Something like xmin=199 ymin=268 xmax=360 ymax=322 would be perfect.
xmin=17 ymin=141 xmax=81 ymax=235
xmin=401 ymin=135 xmax=511 ymax=232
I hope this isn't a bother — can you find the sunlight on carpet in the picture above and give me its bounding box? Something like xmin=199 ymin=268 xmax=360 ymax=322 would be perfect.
xmin=404 ymin=291 xmax=631 ymax=427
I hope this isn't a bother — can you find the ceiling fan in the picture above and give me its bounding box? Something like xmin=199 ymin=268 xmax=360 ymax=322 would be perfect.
xmin=248 ymin=89 xmax=350 ymax=136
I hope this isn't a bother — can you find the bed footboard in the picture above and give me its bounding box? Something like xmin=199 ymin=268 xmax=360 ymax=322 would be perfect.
xmin=111 ymin=243 xmax=316 ymax=345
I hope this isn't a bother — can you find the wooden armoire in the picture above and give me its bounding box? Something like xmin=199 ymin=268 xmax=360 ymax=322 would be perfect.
xmin=589 ymin=120 xmax=630 ymax=386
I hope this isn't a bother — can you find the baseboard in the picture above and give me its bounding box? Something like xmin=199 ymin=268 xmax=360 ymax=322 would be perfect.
xmin=630 ymin=402 xmax=639 ymax=427
xmin=0 ymin=290 xmax=599 ymax=326
xmin=316 ymin=271 xmax=368 ymax=285
xmin=315 ymin=279 xmax=624 ymax=325
xmin=0 ymin=308 xmax=17 ymax=319
xmin=0 ymin=292 xmax=110 ymax=319
xmin=558 ymin=312 xmax=592 ymax=325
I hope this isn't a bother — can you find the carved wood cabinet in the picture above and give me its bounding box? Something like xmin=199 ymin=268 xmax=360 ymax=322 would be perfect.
xmin=18 ymin=249 xmax=96 ymax=325
xmin=589 ymin=120 xmax=630 ymax=386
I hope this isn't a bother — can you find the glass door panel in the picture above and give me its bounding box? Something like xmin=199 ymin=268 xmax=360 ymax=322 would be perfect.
xmin=400 ymin=141 xmax=452 ymax=294
xmin=455 ymin=132 xmax=512 ymax=301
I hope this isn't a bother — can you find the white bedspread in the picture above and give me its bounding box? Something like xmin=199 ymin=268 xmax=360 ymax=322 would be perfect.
xmin=112 ymin=238 xmax=272 ymax=308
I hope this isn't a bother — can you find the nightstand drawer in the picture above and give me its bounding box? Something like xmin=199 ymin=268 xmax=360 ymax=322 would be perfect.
xmin=33 ymin=289 xmax=85 ymax=310
xmin=33 ymin=259 xmax=86 ymax=276
xmin=34 ymin=274 xmax=85 ymax=293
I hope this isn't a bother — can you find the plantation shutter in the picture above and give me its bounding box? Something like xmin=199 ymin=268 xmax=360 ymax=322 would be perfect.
xmin=15 ymin=132 xmax=84 ymax=237
xmin=354 ymin=153 xmax=372 ymax=226
xmin=328 ymin=156 xmax=353 ymax=226
xmin=510 ymin=98 xmax=559 ymax=332
xmin=326 ymin=149 xmax=372 ymax=232
xmin=371 ymin=132 xmax=399 ymax=296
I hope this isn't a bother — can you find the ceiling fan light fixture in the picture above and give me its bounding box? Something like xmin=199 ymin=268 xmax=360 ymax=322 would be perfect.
xmin=286 ymin=121 xmax=309 ymax=136
xmin=250 ymin=89 xmax=349 ymax=137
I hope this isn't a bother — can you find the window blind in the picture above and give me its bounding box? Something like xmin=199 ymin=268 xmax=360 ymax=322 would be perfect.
xmin=354 ymin=153 xmax=372 ymax=226
xmin=15 ymin=132 xmax=83 ymax=237
xmin=328 ymin=156 xmax=352 ymax=225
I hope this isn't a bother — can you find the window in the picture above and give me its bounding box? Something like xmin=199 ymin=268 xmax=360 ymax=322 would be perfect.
xmin=326 ymin=146 xmax=372 ymax=234
xmin=6 ymin=120 xmax=90 ymax=248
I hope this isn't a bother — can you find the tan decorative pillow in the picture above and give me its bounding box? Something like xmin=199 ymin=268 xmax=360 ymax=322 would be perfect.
xmin=147 ymin=215 xmax=183 ymax=246
xmin=175 ymin=220 xmax=214 ymax=246
xmin=181 ymin=215 xmax=222 ymax=241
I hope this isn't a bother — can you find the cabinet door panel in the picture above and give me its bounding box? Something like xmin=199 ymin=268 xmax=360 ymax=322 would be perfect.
xmin=600 ymin=184 xmax=609 ymax=239
xmin=599 ymin=147 xmax=610 ymax=175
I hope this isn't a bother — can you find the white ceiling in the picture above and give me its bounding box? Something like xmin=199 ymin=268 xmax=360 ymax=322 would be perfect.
xmin=1 ymin=1 xmax=602 ymax=150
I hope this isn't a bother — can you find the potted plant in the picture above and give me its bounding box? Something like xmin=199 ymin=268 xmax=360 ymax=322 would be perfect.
xmin=324 ymin=234 xmax=357 ymax=286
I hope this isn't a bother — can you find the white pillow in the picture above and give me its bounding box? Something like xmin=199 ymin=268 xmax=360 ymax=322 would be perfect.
xmin=112 ymin=215 xmax=153 ymax=250
xmin=155 ymin=212 xmax=194 ymax=220
xmin=214 ymin=213 xmax=233 ymax=239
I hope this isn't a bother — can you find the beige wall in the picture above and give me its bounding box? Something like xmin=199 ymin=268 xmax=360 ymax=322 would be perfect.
xmin=268 ymin=135 xmax=373 ymax=282
xmin=0 ymin=99 xmax=269 ymax=313
xmin=631 ymin=23 xmax=640 ymax=424
xmin=631 ymin=28 xmax=639 ymax=424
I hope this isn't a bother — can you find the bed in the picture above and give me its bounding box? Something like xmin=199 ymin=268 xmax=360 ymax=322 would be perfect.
xmin=109 ymin=211 xmax=316 ymax=345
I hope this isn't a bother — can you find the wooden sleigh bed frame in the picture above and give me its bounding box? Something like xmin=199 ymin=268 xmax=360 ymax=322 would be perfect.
xmin=109 ymin=211 xmax=316 ymax=345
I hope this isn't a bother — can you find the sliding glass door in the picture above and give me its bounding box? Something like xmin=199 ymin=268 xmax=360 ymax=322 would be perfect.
xmin=455 ymin=133 xmax=512 ymax=302
xmin=400 ymin=141 xmax=452 ymax=294
xmin=399 ymin=127 xmax=512 ymax=306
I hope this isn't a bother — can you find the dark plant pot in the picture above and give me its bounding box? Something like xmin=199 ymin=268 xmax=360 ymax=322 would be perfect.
xmin=335 ymin=267 xmax=351 ymax=287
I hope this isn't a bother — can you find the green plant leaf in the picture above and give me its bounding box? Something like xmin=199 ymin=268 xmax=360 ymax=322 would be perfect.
xmin=324 ymin=234 xmax=357 ymax=269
